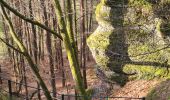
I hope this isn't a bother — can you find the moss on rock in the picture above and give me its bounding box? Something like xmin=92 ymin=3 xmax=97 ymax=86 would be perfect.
xmin=123 ymin=65 xmax=170 ymax=80
xmin=146 ymin=80 xmax=170 ymax=100
xmin=87 ymin=0 xmax=170 ymax=85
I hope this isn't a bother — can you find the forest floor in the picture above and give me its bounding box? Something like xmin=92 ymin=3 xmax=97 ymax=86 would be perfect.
xmin=0 ymin=56 xmax=162 ymax=100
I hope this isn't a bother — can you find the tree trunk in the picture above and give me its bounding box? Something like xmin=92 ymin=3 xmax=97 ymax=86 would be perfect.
xmin=80 ymin=0 xmax=87 ymax=89
xmin=1 ymin=6 xmax=53 ymax=100
xmin=29 ymin=0 xmax=41 ymax=99
xmin=52 ymin=0 xmax=88 ymax=99
xmin=40 ymin=0 xmax=57 ymax=98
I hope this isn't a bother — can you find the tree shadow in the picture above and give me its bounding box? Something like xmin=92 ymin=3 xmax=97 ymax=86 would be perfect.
xmin=102 ymin=0 xmax=170 ymax=85
xmin=98 ymin=0 xmax=131 ymax=85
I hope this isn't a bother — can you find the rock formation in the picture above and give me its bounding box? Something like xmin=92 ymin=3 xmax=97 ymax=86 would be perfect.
xmin=87 ymin=0 xmax=170 ymax=85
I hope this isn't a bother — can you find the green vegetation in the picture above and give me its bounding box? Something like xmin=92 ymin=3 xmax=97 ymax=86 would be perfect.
xmin=1 ymin=0 xmax=170 ymax=99
xmin=124 ymin=65 xmax=170 ymax=80
xmin=88 ymin=0 xmax=170 ymax=86
xmin=129 ymin=0 xmax=152 ymax=7
xmin=146 ymin=80 xmax=170 ymax=100
xmin=0 ymin=91 xmax=22 ymax=100
xmin=0 ymin=92 xmax=8 ymax=100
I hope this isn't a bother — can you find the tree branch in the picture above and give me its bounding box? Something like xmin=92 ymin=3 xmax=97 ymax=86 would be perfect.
xmin=0 ymin=37 xmax=24 ymax=55
xmin=0 ymin=0 xmax=63 ymax=40
xmin=0 ymin=5 xmax=53 ymax=99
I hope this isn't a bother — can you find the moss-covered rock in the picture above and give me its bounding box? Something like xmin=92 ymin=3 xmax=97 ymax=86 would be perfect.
xmin=87 ymin=0 xmax=170 ymax=85
xmin=146 ymin=80 xmax=170 ymax=100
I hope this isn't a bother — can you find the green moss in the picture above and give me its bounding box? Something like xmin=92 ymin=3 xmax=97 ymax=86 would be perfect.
xmin=87 ymin=30 xmax=113 ymax=69
xmin=100 ymin=0 xmax=106 ymax=5
xmin=146 ymin=88 xmax=157 ymax=100
xmin=95 ymin=55 xmax=109 ymax=68
xmin=95 ymin=3 xmax=102 ymax=17
xmin=123 ymin=64 xmax=170 ymax=80
xmin=0 ymin=92 xmax=21 ymax=100
xmin=85 ymin=88 xmax=94 ymax=99
xmin=129 ymin=0 xmax=152 ymax=9
xmin=126 ymin=24 xmax=170 ymax=80
xmin=146 ymin=80 xmax=170 ymax=100
xmin=88 ymin=0 xmax=170 ymax=87
xmin=87 ymin=30 xmax=113 ymax=50
xmin=95 ymin=3 xmax=113 ymax=25
xmin=125 ymin=0 xmax=154 ymax=26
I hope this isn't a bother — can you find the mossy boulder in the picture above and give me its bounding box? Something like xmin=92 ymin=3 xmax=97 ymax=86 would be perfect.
xmin=146 ymin=80 xmax=170 ymax=100
xmin=87 ymin=0 xmax=170 ymax=84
